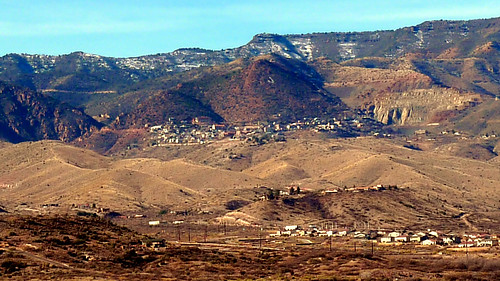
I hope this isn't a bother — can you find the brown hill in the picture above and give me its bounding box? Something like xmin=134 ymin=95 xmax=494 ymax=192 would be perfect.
xmin=0 ymin=141 xmax=270 ymax=213
xmin=2 ymin=135 xmax=500 ymax=231
xmin=0 ymin=82 xmax=101 ymax=143
xmin=114 ymin=55 xmax=349 ymax=127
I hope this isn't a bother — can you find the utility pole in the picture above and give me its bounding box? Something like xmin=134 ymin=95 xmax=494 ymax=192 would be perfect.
xmin=204 ymin=224 xmax=208 ymax=243
xmin=259 ymin=228 xmax=262 ymax=249
xmin=466 ymin=241 xmax=469 ymax=261
xmin=188 ymin=226 xmax=191 ymax=242
xmin=354 ymin=241 xmax=357 ymax=252
xmin=329 ymin=235 xmax=332 ymax=251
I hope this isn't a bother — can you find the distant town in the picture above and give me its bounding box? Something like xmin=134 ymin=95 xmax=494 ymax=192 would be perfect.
xmin=147 ymin=116 xmax=383 ymax=146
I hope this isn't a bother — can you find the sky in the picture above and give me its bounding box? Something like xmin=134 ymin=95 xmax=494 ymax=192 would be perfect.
xmin=0 ymin=0 xmax=499 ymax=58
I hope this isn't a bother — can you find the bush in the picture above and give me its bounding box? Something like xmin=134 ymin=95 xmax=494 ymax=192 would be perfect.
xmin=77 ymin=211 xmax=96 ymax=217
xmin=1 ymin=260 xmax=26 ymax=274
xmin=225 ymin=200 xmax=250 ymax=210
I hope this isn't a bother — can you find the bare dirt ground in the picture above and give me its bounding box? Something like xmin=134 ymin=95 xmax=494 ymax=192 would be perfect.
xmin=1 ymin=214 xmax=500 ymax=280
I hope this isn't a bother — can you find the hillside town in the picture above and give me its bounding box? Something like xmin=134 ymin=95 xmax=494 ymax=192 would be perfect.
xmin=147 ymin=116 xmax=383 ymax=146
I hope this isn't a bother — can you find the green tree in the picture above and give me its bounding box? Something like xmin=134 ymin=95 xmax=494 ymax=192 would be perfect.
xmin=267 ymin=189 xmax=275 ymax=200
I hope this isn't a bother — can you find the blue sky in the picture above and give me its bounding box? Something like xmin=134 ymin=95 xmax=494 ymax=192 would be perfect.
xmin=0 ymin=0 xmax=499 ymax=57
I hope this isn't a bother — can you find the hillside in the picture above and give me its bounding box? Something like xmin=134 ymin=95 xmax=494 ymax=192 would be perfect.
xmin=115 ymin=55 xmax=348 ymax=126
xmin=0 ymin=82 xmax=101 ymax=143
xmin=0 ymin=141 xmax=270 ymax=214
xmin=1 ymin=136 xmax=500 ymax=231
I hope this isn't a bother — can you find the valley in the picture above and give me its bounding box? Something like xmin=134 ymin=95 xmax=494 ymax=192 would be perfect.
xmin=0 ymin=16 xmax=499 ymax=280
xmin=1 ymin=132 xmax=500 ymax=232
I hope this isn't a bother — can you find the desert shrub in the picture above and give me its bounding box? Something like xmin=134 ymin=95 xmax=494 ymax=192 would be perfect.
xmin=441 ymin=257 xmax=500 ymax=272
xmin=114 ymin=250 xmax=152 ymax=268
xmin=73 ymin=239 xmax=86 ymax=245
xmin=482 ymin=259 xmax=500 ymax=271
xmin=1 ymin=260 xmax=26 ymax=274
xmin=76 ymin=233 xmax=88 ymax=240
xmin=77 ymin=211 xmax=96 ymax=217
xmin=225 ymin=199 xmax=250 ymax=210
xmin=445 ymin=272 xmax=484 ymax=281
xmin=282 ymin=198 xmax=296 ymax=206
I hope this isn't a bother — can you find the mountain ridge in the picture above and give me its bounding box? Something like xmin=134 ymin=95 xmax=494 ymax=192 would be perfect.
xmin=0 ymin=17 xmax=498 ymax=143
xmin=1 ymin=17 xmax=497 ymax=90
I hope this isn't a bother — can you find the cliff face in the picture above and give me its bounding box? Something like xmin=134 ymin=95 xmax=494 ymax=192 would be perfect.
xmin=312 ymin=56 xmax=485 ymax=126
xmin=368 ymin=88 xmax=481 ymax=125
xmin=0 ymin=82 xmax=101 ymax=143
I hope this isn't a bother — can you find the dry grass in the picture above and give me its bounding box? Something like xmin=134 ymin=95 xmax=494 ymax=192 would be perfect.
xmin=2 ymin=135 xmax=500 ymax=230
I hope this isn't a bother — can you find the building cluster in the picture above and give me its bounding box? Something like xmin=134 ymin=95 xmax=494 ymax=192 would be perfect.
xmin=269 ymin=226 xmax=499 ymax=247
xmin=322 ymin=184 xmax=403 ymax=194
xmin=147 ymin=116 xmax=381 ymax=146
xmin=378 ymin=230 xmax=499 ymax=247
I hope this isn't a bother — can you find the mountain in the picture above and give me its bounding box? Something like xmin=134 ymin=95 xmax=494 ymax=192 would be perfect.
xmin=0 ymin=17 xmax=495 ymax=93
xmin=0 ymin=17 xmax=498 ymax=136
xmin=0 ymin=82 xmax=101 ymax=143
xmin=114 ymin=55 xmax=348 ymax=127
xmin=1 ymin=18 xmax=497 ymax=81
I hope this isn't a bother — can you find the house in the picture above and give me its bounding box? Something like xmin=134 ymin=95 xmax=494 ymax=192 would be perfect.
xmin=336 ymin=229 xmax=348 ymax=236
xmin=421 ymin=239 xmax=437 ymax=246
xmin=442 ymin=237 xmax=455 ymax=245
xmin=428 ymin=231 xmax=439 ymax=237
xmin=380 ymin=236 xmax=393 ymax=243
xmin=285 ymin=225 xmax=299 ymax=231
xmin=410 ymin=235 xmax=423 ymax=243
xmin=148 ymin=221 xmax=160 ymax=226
xmin=318 ymin=231 xmax=330 ymax=237
xmin=323 ymin=189 xmax=338 ymax=194
xmin=394 ymin=235 xmax=408 ymax=242
xmin=388 ymin=232 xmax=401 ymax=238
xmin=353 ymin=232 xmax=366 ymax=239
xmin=477 ymin=240 xmax=499 ymax=247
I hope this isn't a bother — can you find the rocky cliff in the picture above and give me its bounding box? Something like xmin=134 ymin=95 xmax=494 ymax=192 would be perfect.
xmin=0 ymin=82 xmax=101 ymax=142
